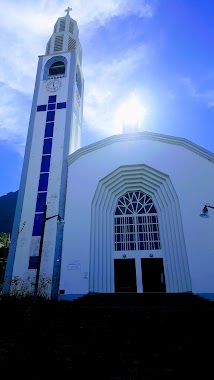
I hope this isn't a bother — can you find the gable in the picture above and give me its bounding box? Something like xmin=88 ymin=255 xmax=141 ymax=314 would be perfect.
xmin=68 ymin=131 xmax=214 ymax=166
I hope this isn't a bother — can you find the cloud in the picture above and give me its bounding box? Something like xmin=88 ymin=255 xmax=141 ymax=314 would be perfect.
xmin=74 ymin=0 xmax=156 ymax=26
xmin=0 ymin=0 xmax=157 ymax=155
xmin=83 ymin=44 xmax=152 ymax=136
xmin=0 ymin=0 xmax=155 ymax=93
xmin=0 ymin=84 xmax=31 ymax=155
xmin=181 ymin=76 xmax=214 ymax=107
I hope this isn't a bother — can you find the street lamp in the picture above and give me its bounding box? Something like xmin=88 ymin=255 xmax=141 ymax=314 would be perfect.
xmin=33 ymin=204 xmax=65 ymax=303
xmin=199 ymin=203 xmax=214 ymax=218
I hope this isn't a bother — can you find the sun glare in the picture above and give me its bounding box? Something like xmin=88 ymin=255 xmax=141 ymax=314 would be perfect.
xmin=114 ymin=93 xmax=147 ymax=134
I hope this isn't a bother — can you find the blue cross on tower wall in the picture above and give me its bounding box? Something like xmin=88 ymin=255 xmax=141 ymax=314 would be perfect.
xmin=37 ymin=95 xmax=66 ymax=113
xmin=37 ymin=95 xmax=66 ymax=140
xmin=31 ymin=95 xmax=66 ymax=240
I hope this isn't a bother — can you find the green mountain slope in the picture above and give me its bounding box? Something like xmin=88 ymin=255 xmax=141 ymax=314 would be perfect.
xmin=0 ymin=191 xmax=18 ymax=234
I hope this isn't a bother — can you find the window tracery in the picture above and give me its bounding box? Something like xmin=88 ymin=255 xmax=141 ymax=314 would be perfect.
xmin=114 ymin=191 xmax=161 ymax=251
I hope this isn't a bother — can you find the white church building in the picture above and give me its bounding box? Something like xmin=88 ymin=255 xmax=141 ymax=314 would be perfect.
xmin=3 ymin=9 xmax=214 ymax=301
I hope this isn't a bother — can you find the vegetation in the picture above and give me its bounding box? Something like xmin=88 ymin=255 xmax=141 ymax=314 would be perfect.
xmin=0 ymin=232 xmax=10 ymax=290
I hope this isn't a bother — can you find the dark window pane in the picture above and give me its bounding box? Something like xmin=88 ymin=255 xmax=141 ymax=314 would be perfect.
xmin=127 ymin=205 xmax=133 ymax=214
xmin=48 ymin=103 xmax=56 ymax=110
xmin=45 ymin=122 xmax=54 ymax=137
xmin=148 ymin=205 xmax=156 ymax=213
xmin=130 ymin=242 xmax=135 ymax=250
xmin=35 ymin=192 xmax=47 ymax=212
xmin=38 ymin=173 xmax=49 ymax=191
xmin=48 ymin=95 xmax=57 ymax=103
xmin=152 ymin=216 xmax=157 ymax=223
xmin=32 ymin=213 xmax=43 ymax=236
xmin=57 ymin=102 xmax=66 ymax=109
xmin=49 ymin=61 xmax=65 ymax=76
xmin=119 ymin=206 xmax=125 ymax=214
xmin=132 ymin=202 xmax=137 ymax=212
xmin=28 ymin=256 xmax=39 ymax=269
xmin=37 ymin=104 xmax=47 ymax=112
xmin=129 ymin=225 xmax=134 ymax=232
xmin=42 ymin=138 xmax=53 ymax=154
xmin=40 ymin=155 xmax=51 ymax=172
xmin=144 ymin=233 xmax=149 ymax=241
xmin=137 ymin=204 xmax=142 ymax=212
xmin=46 ymin=111 xmax=55 ymax=122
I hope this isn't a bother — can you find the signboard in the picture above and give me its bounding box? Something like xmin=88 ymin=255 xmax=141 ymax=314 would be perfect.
xmin=68 ymin=260 xmax=81 ymax=270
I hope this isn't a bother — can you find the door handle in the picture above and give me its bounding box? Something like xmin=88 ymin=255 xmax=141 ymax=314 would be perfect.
xmin=160 ymin=273 xmax=164 ymax=284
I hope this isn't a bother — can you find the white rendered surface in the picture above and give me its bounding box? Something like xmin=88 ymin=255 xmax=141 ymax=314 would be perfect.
xmin=59 ymin=134 xmax=214 ymax=296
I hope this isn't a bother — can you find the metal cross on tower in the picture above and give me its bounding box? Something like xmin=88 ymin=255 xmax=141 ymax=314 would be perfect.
xmin=65 ymin=6 xmax=72 ymax=16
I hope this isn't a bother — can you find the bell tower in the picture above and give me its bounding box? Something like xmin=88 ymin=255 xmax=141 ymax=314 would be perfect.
xmin=3 ymin=8 xmax=84 ymax=299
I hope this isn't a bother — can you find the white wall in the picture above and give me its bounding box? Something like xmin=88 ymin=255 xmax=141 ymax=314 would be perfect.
xmin=59 ymin=136 xmax=214 ymax=296
xmin=11 ymin=52 xmax=76 ymax=290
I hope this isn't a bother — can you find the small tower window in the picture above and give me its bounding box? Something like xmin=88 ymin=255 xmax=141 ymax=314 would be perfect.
xmin=59 ymin=19 xmax=65 ymax=32
xmin=49 ymin=61 xmax=65 ymax=76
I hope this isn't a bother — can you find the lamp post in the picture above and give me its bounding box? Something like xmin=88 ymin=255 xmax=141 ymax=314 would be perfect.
xmin=33 ymin=204 xmax=64 ymax=304
xmin=199 ymin=203 xmax=214 ymax=218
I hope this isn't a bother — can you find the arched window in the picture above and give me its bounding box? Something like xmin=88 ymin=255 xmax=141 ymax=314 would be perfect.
xmin=114 ymin=191 xmax=161 ymax=251
xmin=43 ymin=56 xmax=67 ymax=80
xmin=49 ymin=61 xmax=65 ymax=76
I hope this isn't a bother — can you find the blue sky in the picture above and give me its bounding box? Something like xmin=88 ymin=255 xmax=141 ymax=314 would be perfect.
xmin=1 ymin=0 xmax=214 ymax=196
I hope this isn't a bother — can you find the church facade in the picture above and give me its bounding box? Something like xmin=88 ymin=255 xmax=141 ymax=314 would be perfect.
xmin=4 ymin=10 xmax=214 ymax=301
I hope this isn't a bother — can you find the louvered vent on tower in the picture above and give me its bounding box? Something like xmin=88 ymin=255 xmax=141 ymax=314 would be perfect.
xmin=59 ymin=19 xmax=65 ymax=32
xmin=68 ymin=37 xmax=76 ymax=51
xmin=69 ymin=21 xmax=74 ymax=34
xmin=54 ymin=35 xmax=64 ymax=52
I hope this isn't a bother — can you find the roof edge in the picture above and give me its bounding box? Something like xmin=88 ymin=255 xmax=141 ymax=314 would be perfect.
xmin=67 ymin=131 xmax=214 ymax=165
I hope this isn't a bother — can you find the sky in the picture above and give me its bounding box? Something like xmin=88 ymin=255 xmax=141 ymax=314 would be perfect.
xmin=1 ymin=0 xmax=214 ymax=196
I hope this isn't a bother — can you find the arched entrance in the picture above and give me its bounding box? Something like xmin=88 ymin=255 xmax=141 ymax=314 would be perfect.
xmin=113 ymin=190 xmax=165 ymax=292
xmin=89 ymin=164 xmax=191 ymax=294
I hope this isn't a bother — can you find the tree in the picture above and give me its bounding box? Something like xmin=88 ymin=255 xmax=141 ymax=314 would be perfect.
xmin=0 ymin=232 xmax=10 ymax=289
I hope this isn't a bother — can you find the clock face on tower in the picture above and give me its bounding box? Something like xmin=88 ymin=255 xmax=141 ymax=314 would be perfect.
xmin=46 ymin=79 xmax=61 ymax=92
